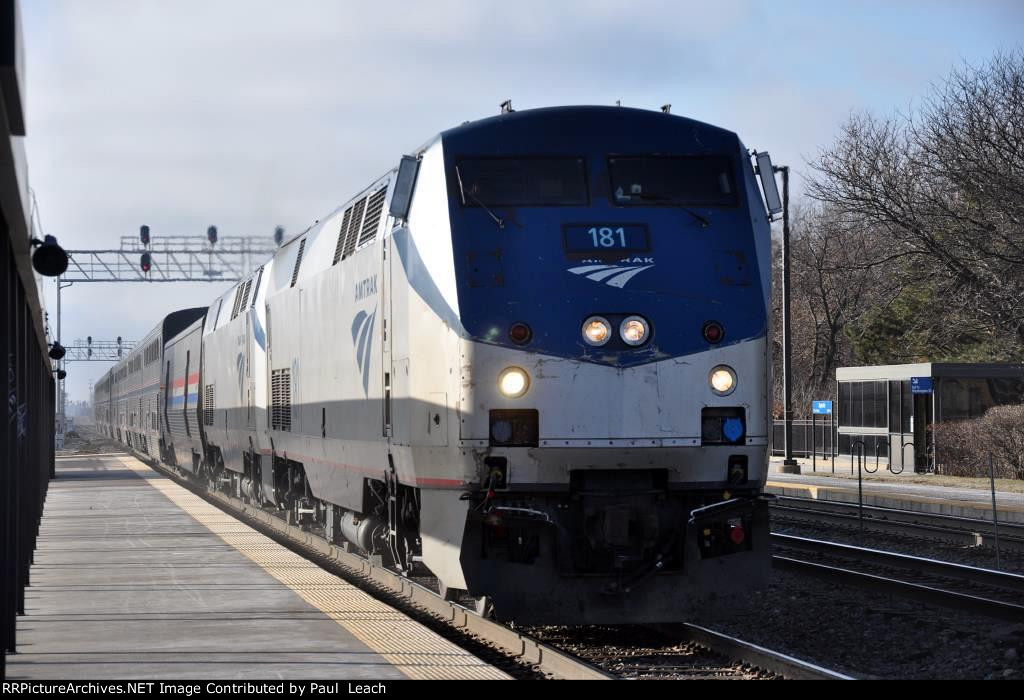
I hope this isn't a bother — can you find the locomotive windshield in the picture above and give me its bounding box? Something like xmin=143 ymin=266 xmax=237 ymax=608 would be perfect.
xmin=456 ymin=157 xmax=588 ymax=206
xmin=609 ymin=156 xmax=737 ymax=207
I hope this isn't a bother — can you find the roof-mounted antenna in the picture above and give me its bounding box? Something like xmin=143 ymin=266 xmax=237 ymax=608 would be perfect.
xmin=661 ymin=104 xmax=671 ymax=114
xmin=500 ymin=99 xmax=514 ymax=114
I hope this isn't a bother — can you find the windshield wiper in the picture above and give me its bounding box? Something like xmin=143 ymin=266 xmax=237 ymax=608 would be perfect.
xmin=456 ymin=166 xmax=505 ymax=229
xmin=620 ymin=193 xmax=710 ymax=228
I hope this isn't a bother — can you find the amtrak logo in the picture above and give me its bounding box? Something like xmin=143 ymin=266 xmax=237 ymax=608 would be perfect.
xmin=236 ymin=352 xmax=245 ymax=400
xmin=568 ymin=262 xmax=654 ymax=289
xmin=351 ymin=306 xmax=376 ymax=395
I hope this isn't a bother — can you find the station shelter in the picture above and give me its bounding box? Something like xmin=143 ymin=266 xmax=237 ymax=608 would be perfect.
xmin=835 ymin=363 xmax=1024 ymax=472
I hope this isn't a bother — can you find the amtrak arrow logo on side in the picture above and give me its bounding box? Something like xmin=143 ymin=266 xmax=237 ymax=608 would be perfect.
xmin=568 ymin=263 xmax=654 ymax=289
xmin=351 ymin=306 xmax=376 ymax=396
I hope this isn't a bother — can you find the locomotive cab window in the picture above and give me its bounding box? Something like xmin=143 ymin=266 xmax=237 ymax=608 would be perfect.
xmin=455 ymin=157 xmax=588 ymax=206
xmin=608 ymin=156 xmax=737 ymax=207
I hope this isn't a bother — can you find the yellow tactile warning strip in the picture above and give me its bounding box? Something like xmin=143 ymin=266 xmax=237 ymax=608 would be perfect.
xmin=119 ymin=457 xmax=509 ymax=680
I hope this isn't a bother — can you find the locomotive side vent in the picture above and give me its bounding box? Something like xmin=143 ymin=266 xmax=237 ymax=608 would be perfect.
xmin=341 ymin=196 xmax=366 ymax=260
xmin=332 ymin=207 xmax=354 ymax=265
xmin=238 ymin=278 xmax=253 ymax=312
xmin=203 ymin=385 xmax=215 ymax=427
xmin=229 ymin=283 xmax=244 ymax=320
xmin=357 ymin=187 xmax=387 ymax=248
xmin=271 ymin=369 xmax=292 ymax=431
xmin=250 ymin=266 xmax=264 ymax=307
xmin=290 ymin=239 xmax=306 ymax=288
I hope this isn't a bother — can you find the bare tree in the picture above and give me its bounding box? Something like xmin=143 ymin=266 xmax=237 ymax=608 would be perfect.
xmin=792 ymin=205 xmax=888 ymax=387
xmin=807 ymin=51 xmax=1024 ymax=353
xmin=770 ymin=205 xmax=894 ymax=415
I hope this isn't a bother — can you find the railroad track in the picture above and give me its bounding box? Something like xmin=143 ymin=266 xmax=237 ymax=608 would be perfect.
xmin=127 ymin=452 xmax=848 ymax=680
xmin=773 ymin=533 xmax=1024 ymax=622
xmin=526 ymin=622 xmax=853 ymax=679
xmin=771 ymin=495 xmax=1024 ymax=552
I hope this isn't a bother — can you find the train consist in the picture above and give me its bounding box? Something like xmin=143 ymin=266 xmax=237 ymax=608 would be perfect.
xmin=96 ymin=106 xmax=778 ymax=623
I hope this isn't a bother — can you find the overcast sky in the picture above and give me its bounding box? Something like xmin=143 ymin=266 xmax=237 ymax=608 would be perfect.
xmin=23 ymin=0 xmax=1023 ymax=402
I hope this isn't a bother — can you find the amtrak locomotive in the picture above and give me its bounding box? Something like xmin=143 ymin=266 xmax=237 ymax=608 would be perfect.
xmin=96 ymin=106 xmax=779 ymax=624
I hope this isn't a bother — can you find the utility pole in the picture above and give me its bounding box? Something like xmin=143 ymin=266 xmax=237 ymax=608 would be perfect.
xmin=776 ymin=165 xmax=799 ymax=474
xmin=55 ymin=276 xmax=73 ymax=447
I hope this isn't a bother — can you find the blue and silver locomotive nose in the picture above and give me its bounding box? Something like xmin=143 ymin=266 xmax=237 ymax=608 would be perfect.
xmin=397 ymin=107 xmax=777 ymax=622
xmin=435 ymin=106 xmax=770 ymax=454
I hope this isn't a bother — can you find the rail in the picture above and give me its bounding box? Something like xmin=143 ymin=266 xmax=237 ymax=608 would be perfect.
xmin=773 ymin=534 xmax=1024 ymax=622
xmin=769 ymin=495 xmax=1024 ymax=557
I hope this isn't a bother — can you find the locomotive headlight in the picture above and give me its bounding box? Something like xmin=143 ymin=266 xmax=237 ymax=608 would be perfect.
xmin=498 ymin=367 xmax=530 ymax=398
xmin=582 ymin=316 xmax=611 ymax=346
xmin=709 ymin=365 xmax=737 ymax=396
xmin=620 ymin=316 xmax=649 ymax=346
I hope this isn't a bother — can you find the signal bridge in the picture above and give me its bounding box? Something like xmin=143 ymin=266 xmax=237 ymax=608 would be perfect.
xmin=62 ymin=338 xmax=137 ymax=362
xmin=61 ymin=234 xmax=278 ymax=283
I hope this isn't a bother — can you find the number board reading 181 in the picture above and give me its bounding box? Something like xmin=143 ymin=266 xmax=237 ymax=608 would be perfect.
xmin=563 ymin=224 xmax=649 ymax=254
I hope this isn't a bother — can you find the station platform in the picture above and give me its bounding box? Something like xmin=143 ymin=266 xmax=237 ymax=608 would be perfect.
xmin=6 ymin=453 xmax=508 ymax=680
xmin=767 ymin=457 xmax=1024 ymax=523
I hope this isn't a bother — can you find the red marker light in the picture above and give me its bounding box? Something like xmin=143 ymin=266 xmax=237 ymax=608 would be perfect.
xmin=703 ymin=321 xmax=724 ymax=344
xmin=509 ymin=322 xmax=532 ymax=345
xmin=729 ymin=524 xmax=746 ymax=545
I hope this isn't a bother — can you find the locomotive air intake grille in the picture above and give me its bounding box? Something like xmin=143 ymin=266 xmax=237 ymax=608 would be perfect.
xmin=341 ymin=196 xmax=366 ymax=260
xmin=357 ymin=187 xmax=387 ymax=247
xmin=203 ymin=385 xmax=215 ymax=427
xmin=271 ymin=368 xmax=291 ymax=431
xmin=236 ymin=277 xmax=253 ymax=315
xmin=229 ymin=282 xmax=244 ymax=320
xmin=290 ymin=239 xmax=306 ymax=287
xmin=333 ymin=206 xmax=354 ymax=265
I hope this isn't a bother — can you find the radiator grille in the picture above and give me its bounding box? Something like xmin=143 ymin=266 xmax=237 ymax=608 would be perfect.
xmin=250 ymin=266 xmax=264 ymax=307
xmin=203 ymin=385 xmax=215 ymax=426
xmin=229 ymin=283 xmax=244 ymax=320
xmin=271 ymin=369 xmax=291 ymax=431
xmin=357 ymin=187 xmax=387 ymax=247
xmin=341 ymin=197 xmax=366 ymax=261
xmin=238 ymin=278 xmax=253 ymax=312
xmin=290 ymin=239 xmax=306 ymax=287
xmin=333 ymin=207 xmax=353 ymax=265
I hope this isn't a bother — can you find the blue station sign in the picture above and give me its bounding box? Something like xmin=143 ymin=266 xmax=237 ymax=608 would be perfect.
xmin=911 ymin=376 xmax=933 ymax=394
xmin=812 ymin=400 xmax=833 ymax=415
